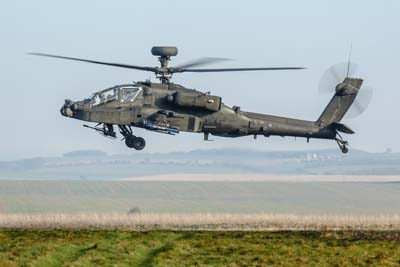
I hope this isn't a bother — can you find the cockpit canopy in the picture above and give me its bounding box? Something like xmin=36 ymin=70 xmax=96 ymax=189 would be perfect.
xmin=89 ymin=85 xmax=143 ymax=106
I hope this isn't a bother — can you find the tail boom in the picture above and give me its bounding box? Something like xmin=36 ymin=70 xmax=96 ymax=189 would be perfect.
xmin=242 ymin=78 xmax=363 ymax=153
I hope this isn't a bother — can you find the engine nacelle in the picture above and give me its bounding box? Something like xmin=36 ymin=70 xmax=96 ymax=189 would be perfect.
xmin=173 ymin=92 xmax=221 ymax=112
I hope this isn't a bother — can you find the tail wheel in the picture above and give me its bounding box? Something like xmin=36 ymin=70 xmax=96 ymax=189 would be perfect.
xmin=335 ymin=132 xmax=349 ymax=154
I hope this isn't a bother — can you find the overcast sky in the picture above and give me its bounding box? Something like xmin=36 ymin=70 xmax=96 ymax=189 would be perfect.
xmin=1 ymin=0 xmax=399 ymax=160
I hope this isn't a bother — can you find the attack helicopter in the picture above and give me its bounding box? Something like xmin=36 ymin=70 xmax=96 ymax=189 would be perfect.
xmin=28 ymin=46 xmax=371 ymax=153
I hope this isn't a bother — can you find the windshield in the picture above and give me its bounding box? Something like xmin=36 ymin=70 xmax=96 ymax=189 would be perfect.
xmin=91 ymin=88 xmax=118 ymax=106
xmin=89 ymin=86 xmax=142 ymax=106
xmin=121 ymin=87 xmax=142 ymax=102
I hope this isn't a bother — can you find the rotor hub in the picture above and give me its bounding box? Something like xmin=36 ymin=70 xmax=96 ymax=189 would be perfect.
xmin=150 ymin=47 xmax=179 ymax=84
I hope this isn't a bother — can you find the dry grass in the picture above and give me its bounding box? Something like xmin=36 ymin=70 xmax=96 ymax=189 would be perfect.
xmin=1 ymin=213 xmax=400 ymax=230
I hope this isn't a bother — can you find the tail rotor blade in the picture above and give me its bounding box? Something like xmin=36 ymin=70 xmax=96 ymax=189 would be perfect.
xmin=346 ymin=86 xmax=373 ymax=118
xmin=318 ymin=62 xmax=358 ymax=94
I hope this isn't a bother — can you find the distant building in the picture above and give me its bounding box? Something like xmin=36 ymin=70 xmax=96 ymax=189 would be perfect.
xmin=385 ymin=148 xmax=393 ymax=154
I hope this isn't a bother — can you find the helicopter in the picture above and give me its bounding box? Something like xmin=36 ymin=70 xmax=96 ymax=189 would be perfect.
xmin=28 ymin=46 xmax=370 ymax=153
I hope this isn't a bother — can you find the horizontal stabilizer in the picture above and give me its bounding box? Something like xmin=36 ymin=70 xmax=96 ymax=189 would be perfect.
xmin=329 ymin=122 xmax=355 ymax=134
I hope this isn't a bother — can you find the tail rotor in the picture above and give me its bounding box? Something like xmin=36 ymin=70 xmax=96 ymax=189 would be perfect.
xmin=318 ymin=62 xmax=373 ymax=118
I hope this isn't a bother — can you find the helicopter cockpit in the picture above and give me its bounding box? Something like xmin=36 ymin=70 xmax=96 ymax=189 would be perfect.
xmin=120 ymin=86 xmax=142 ymax=103
xmin=89 ymin=86 xmax=142 ymax=107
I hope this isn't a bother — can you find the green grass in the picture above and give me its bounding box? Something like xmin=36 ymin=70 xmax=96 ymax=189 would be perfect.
xmin=1 ymin=230 xmax=400 ymax=266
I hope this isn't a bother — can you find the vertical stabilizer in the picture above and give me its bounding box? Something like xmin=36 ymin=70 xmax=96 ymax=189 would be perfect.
xmin=317 ymin=78 xmax=363 ymax=125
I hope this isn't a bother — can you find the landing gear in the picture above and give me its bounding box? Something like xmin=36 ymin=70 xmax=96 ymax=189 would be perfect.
xmin=335 ymin=132 xmax=349 ymax=154
xmin=119 ymin=125 xmax=146 ymax=150
xmin=83 ymin=123 xmax=146 ymax=150
xmin=125 ymin=136 xmax=146 ymax=150
xmin=83 ymin=123 xmax=116 ymax=138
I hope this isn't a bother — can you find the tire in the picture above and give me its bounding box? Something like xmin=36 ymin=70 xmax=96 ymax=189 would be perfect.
xmin=125 ymin=136 xmax=146 ymax=150
xmin=133 ymin=137 xmax=146 ymax=150
xmin=125 ymin=136 xmax=136 ymax=148
xmin=341 ymin=146 xmax=349 ymax=154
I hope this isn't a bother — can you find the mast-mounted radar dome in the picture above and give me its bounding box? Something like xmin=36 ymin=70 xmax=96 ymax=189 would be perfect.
xmin=151 ymin=46 xmax=178 ymax=57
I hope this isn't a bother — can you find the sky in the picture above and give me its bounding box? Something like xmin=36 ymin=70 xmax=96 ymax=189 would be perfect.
xmin=0 ymin=0 xmax=399 ymax=160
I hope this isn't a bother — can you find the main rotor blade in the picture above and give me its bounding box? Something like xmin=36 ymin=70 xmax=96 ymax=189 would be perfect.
xmin=27 ymin=53 xmax=157 ymax=72
xmin=174 ymin=57 xmax=233 ymax=69
xmin=177 ymin=67 xmax=306 ymax=73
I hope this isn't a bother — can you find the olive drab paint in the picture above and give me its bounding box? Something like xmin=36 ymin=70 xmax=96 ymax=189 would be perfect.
xmin=30 ymin=47 xmax=363 ymax=153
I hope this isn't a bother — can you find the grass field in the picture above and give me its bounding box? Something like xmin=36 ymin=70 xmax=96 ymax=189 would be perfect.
xmin=1 ymin=180 xmax=399 ymax=265
xmin=1 ymin=181 xmax=400 ymax=214
xmin=1 ymin=230 xmax=400 ymax=267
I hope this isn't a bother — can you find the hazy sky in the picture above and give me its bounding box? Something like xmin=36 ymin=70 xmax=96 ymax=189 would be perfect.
xmin=1 ymin=0 xmax=399 ymax=160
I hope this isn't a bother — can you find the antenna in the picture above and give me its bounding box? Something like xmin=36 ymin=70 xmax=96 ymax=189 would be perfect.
xmin=346 ymin=43 xmax=352 ymax=77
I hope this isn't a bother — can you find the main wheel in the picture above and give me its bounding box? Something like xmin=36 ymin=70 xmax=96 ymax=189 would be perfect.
xmin=125 ymin=136 xmax=136 ymax=148
xmin=341 ymin=146 xmax=349 ymax=154
xmin=125 ymin=136 xmax=146 ymax=150
xmin=132 ymin=137 xmax=146 ymax=150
